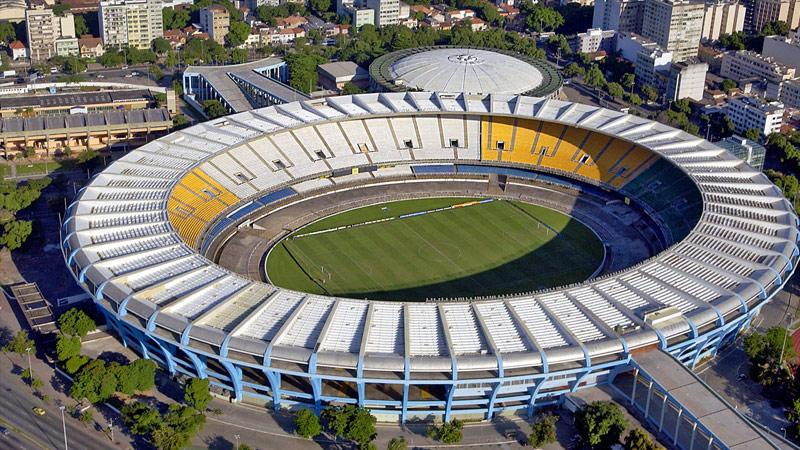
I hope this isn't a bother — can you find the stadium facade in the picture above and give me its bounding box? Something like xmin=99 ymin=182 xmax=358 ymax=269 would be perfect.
xmin=63 ymin=92 xmax=798 ymax=422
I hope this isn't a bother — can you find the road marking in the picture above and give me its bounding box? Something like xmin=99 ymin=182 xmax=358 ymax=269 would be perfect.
xmin=0 ymin=416 xmax=49 ymax=450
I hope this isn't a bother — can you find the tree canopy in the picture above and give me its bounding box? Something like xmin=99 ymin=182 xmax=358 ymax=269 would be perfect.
xmin=529 ymin=414 xmax=558 ymax=448
xmin=55 ymin=333 xmax=81 ymax=362
xmin=624 ymin=428 xmax=659 ymax=450
xmin=58 ymin=308 xmax=96 ymax=338
xmin=294 ymin=408 xmax=322 ymax=438
xmin=3 ymin=330 xmax=35 ymax=355
xmin=184 ymin=377 xmax=212 ymax=411
xmin=202 ymin=100 xmax=227 ymax=119
xmin=575 ymin=401 xmax=629 ymax=448
xmin=322 ymin=405 xmax=377 ymax=447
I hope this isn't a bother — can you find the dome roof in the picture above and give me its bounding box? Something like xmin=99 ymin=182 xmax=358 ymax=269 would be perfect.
xmin=388 ymin=47 xmax=544 ymax=95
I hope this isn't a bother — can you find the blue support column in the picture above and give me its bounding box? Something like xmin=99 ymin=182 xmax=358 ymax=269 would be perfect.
xmin=183 ymin=349 xmax=207 ymax=379
xmin=527 ymin=377 xmax=546 ymax=419
xmin=486 ymin=353 xmax=504 ymax=420
xmin=149 ymin=336 xmax=176 ymax=376
xmin=356 ymin=354 xmax=365 ymax=408
xmin=308 ymin=352 xmax=322 ymax=414
xmin=264 ymin=370 xmax=282 ymax=411
xmin=401 ymin=357 xmax=410 ymax=423
xmin=220 ymin=360 xmax=243 ymax=402
xmin=444 ymin=357 xmax=458 ymax=423
xmin=570 ymin=346 xmax=593 ymax=393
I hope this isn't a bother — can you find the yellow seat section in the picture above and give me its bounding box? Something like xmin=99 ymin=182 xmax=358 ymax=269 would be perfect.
xmin=480 ymin=117 xmax=499 ymax=161
xmin=546 ymin=127 xmax=588 ymax=173
xmin=533 ymin=122 xmax=564 ymax=159
xmin=574 ymin=132 xmax=611 ymax=181
xmin=488 ymin=116 xmax=515 ymax=156
xmin=608 ymin=146 xmax=656 ymax=188
xmin=167 ymin=168 xmax=241 ymax=246
xmin=507 ymin=119 xmax=540 ymax=165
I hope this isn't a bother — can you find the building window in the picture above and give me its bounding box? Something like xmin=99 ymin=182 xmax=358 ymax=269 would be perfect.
xmin=449 ymin=139 xmax=459 ymax=148
xmin=273 ymin=159 xmax=286 ymax=169
xmin=404 ymin=139 xmax=413 ymax=149
xmin=315 ymin=150 xmax=326 ymax=159
xmin=496 ymin=140 xmax=505 ymax=151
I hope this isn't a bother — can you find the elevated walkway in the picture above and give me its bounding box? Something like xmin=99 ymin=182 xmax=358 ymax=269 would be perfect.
xmin=612 ymin=350 xmax=796 ymax=450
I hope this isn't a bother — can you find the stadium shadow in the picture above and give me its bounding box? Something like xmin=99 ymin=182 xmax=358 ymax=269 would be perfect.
xmin=332 ymin=219 xmax=604 ymax=302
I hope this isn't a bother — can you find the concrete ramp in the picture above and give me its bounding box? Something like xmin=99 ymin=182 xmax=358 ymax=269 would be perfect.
xmin=611 ymin=350 xmax=795 ymax=450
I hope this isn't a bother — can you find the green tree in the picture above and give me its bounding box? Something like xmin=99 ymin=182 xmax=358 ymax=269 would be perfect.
xmin=310 ymin=0 xmax=331 ymax=14
xmin=575 ymin=401 xmax=628 ymax=449
xmin=523 ymin=3 xmax=564 ymax=32
xmin=624 ymin=428 xmax=659 ymax=450
xmin=56 ymin=333 xmax=81 ymax=362
xmin=152 ymin=425 xmax=189 ymax=450
xmin=529 ymin=414 xmax=558 ymax=447
xmin=584 ymin=64 xmax=606 ymax=88
xmin=294 ymin=408 xmax=322 ymax=438
xmin=158 ymin=404 xmax=207 ymax=450
xmin=719 ymin=32 xmax=745 ymax=50
xmin=59 ymin=308 xmax=96 ymax=338
xmin=98 ymin=49 xmax=125 ymax=67
xmin=720 ymin=78 xmax=737 ymax=94
xmin=30 ymin=377 xmax=43 ymax=390
xmin=341 ymin=82 xmax=364 ymax=95
xmin=621 ymin=73 xmax=635 ymax=95
xmin=226 ymin=21 xmax=251 ymax=48
xmin=628 ymin=93 xmax=643 ymax=106
xmin=607 ymin=82 xmax=624 ymax=99
xmin=322 ymin=405 xmax=377 ymax=447
xmin=173 ymin=114 xmax=190 ymax=129
xmin=202 ymin=100 xmax=227 ymax=119
xmin=74 ymin=15 xmax=89 ymax=37
xmin=745 ymin=128 xmax=760 ymax=141
xmin=70 ymin=359 xmax=118 ymax=403
xmin=163 ymin=7 xmax=190 ymax=30
xmin=53 ymin=2 xmax=70 ymax=16
xmin=64 ymin=56 xmax=87 ymax=74
xmin=284 ymin=52 xmax=326 ymax=93
xmin=429 ymin=419 xmax=463 ymax=444
xmin=761 ymin=20 xmax=790 ymax=37
xmin=80 ymin=410 xmax=94 ymax=424
xmin=230 ymin=48 xmax=248 ymax=64
xmin=0 ymin=219 xmax=32 ymax=250
xmin=563 ymin=62 xmax=585 ymax=78
xmin=0 ymin=22 xmax=16 ymax=43
xmin=387 ymin=436 xmax=407 ymax=450
xmin=122 ymin=401 xmax=162 ymax=436
xmin=184 ymin=377 xmax=212 ymax=411
xmin=64 ymin=355 xmax=89 ymax=374
xmin=153 ymin=37 xmax=171 ymax=54
xmin=642 ymin=85 xmax=658 ymax=103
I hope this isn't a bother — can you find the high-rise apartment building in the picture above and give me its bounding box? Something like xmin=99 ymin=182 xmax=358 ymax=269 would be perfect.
xmin=592 ymin=0 xmax=645 ymax=32
xmin=725 ymin=96 xmax=784 ymax=138
xmin=701 ymin=0 xmax=746 ymax=40
xmin=200 ymin=5 xmax=230 ymax=45
xmin=25 ymin=4 xmax=59 ymax=61
xmin=665 ymin=58 xmax=708 ymax=101
xmin=365 ymin=0 xmax=399 ymax=26
xmin=762 ymin=31 xmax=800 ymax=71
xmin=749 ymin=0 xmax=800 ymax=33
xmin=99 ymin=0 xmax=164 ymax=50
xmin=641 ymin=0 xmax=705 ymax=62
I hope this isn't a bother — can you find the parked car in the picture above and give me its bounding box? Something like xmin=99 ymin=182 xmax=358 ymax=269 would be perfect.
xmin=0 ymin=426 xmax=9 ymax=435
xmin=32 ymin=407 xmax=45 ymax=416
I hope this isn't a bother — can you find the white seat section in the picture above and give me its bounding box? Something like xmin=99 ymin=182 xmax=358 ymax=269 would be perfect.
xmin=134 ymin=153 xmax=195 ymax=170
xmin=364 ymin=118 xmax=412 ymax=164
xmin=537 ymin=292 xmax=605 ymax=343
xmin=372 ymin=165 xmax=413 ymax=179
xmin=159 ymin=142 xmax=219 ymax=160
xmin=291 ymin=126 xmax=334 ymax=159
xmin=408 ymin=304 xmax=446 ymax=356
xmin=103 ymin=245 xmax=191 ymax=277
xmin=254 ymin=107 xmax=304 ymax=128
xmin=407 ymin=92 xmax=439 ymax=111
xmin=662 ymin=253 xmax=738 ymax=289
xmin=508 ymin=298 xmax=568 ymax=349
xmin=474 ymin=302 xmax=531 ymax=353
xmin=412 ymin=116 xmax=444 ymax=161
xmin=569 ymin=287 xmax=632 ymax=329
xmin=276 ymin=296 xmax=335 ymax=348
xmin=440 ymin=116 xmax=465 ymax=150
xmin=457 ymin=116 xmax=481 ymax=160
xmin=293 ymin=177 xmax=333 ymax=193
xmin=380 ymin=93 xmax=417 ymax=112
xmin=92 ymin=234 xmax=181 ymax=260
xmin=201 ymin=160 xmax=257 ymax=199
xmin=235 ymin=112 xmax=283 ymax=133
xmin=442 ymin=304 xmax=488 ymax=355
xmin=198 ymin=285 xmax=275 ymax=332
xmin=136 ymin=266 xmax=227 ymax=305
xmin=365 ymin=303 xmax=403 ymax=354
xmin=271 ymin=131 xmax=329 ymax=179
xmin=621 ymin=272 xmax=695 ymax=312
xmin=121 ymin=255 xmax=206 ymax=291
xmin=314 ymin=122 xmax=370 ymax=170
xmin=337 ymin=119 xmax=374 ymax=155
xmin=249 ymin=136 xmax=294 ymax=171
xmin=642 ymin=263 xmax=719 ymax=303
xmin=85 ymin=211 xmax=164 ymax=229
xmin=320 ymin=301 xmax=369 ymax=353
xmin=332 ymin=171 xmax=373 ymax=185
xmin=87 ymin=222 xmax=169 ymax=245
xmin=387 ymin=117 xmax=419 ymax=149
xmin=235 ymin=290 xmax=305 ymax=341
xmin=167 ymin=275 xmax=250 ymax=319
xmin=229 ymin=144 xmax=273 ymax=177
xmin=675 ymin=242 xmax=754 ymax=278
xmin=593 ymin=278 xmax=649 ymax=311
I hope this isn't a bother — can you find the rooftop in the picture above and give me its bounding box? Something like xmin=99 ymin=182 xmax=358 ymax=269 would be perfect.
xmin=369 ymin=46 xmax=562 ymax=97
xmin=0 ymin=89 xmax=153 ymax=111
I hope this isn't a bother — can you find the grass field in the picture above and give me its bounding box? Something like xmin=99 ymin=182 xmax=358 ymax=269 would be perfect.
xmin=266 ymin=197 xmax=604 ymax=301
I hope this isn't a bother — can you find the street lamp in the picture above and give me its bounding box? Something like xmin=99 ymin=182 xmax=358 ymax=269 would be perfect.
xmin=234 ymin=433 xmax=240 ymax=449
xmin=25 ymin=347 xmax=32 ymax=387
xmin=782 ymin=427 xmax=787 ymax=439
xmin=59 ymin=405 xmax=68 ymax=450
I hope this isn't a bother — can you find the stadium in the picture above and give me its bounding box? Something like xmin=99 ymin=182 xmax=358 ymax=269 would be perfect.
xmin=62 ymin=92 xmax=798 ymax=424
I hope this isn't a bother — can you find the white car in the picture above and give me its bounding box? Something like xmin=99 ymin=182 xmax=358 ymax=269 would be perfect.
xmin=96 ymin=74 xmax=105 ymax=79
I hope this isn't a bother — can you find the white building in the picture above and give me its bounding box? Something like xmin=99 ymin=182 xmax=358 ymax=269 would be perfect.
xmin=571 ymin=28 xmax=616 ymax=53
xmin=365 ymin=0 xmax=399 ymax=26
xmin=25 ymin=4 xmax=58 ymax=61
xmin=665 ymin=58 xmax=708 ymax=101
xmin=55 ymin=37 xmax=79 ymax=57
xmin=725 ymin=95 xmax=784 ymax=138
xmin=701 ymin=0 xmax=745 ymax=41
xmin=593 ymin=0 xmax=645 ymax=33
xmin=720 ymin=50 xmax=796 ymax=99
xmin=779 ymin=79 xmax=800 ymax=109
xmin=347 ymin=6 xmax=375 ymax=27
xmin=762 ymin=32 xmax=800 ymax=72
xmin=641 ymin=0 xmax=705 ymax=62
xmin=99 ymin=0 xmax=164 ymax=50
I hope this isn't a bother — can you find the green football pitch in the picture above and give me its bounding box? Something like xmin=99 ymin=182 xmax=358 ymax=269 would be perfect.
xmin=265 ymin=197 xmax=604 ymax=301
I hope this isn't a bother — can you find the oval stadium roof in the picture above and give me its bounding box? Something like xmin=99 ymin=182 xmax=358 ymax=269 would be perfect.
xmin=370 ymin=47 xmax=563 ymax=98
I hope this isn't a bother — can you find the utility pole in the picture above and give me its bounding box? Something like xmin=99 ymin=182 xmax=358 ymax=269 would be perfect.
xmin=59 ymin=405 xmax=68 ymax=450
xmin=108 ymin=417 xmax=114 ymax=442
xmin=25 ymin=347 xmax=32 ymax=387
xmin=234 ymin=434 xmax=240 ymax=449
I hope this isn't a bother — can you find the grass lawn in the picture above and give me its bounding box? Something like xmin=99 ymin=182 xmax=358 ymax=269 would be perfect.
xmin=266 ymin=198 xmax=604 ymax=301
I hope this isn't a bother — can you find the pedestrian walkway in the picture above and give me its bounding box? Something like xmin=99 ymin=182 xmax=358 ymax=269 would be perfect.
xmin=614 ymin=350 xmax=797 ymax=450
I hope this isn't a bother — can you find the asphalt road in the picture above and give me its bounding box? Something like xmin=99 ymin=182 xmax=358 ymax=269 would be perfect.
xmin=0 ymin=353 xmax=123 ymax=450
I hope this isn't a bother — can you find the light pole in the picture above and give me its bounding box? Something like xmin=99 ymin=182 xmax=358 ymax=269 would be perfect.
xmin=234 ymin=434 xmax=240 ymax=449
xmin=108 ymin=417 xmax=114 ymax=442
xmin=779 ymin=289 xmax=794 ymax=368
xmin=59 ymin=405 xmax=68 ymax=450
xmin=25 ymin=347 xmax=32 ymax=387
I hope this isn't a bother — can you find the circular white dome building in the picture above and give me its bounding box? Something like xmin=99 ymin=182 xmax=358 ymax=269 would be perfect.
xmin=370 ymin=46 xmax=562 ymax=98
